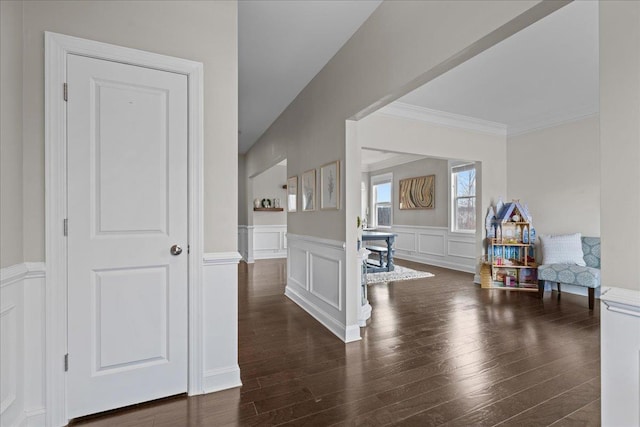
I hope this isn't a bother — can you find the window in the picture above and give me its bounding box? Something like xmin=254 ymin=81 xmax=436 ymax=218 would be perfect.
xmin=451 ymin=163 xmax=476 ymax=232
xmin=371 ymin=173 xmax=392 ymax=227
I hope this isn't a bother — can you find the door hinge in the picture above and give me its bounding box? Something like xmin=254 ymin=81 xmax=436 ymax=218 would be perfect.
xmin=188 ymin=245 xmax=190 ymax=254
xmin=64 ymin=354 xmax=69 ymax=372
xmin=63 ymin=218 xmax=68 ymax=236
xmin=63 ymin=83 xmax=68 ymax=102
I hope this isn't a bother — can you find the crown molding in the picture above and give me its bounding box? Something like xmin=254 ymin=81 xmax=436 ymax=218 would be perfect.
xmin=376 ymin=101 xmax=599 ymax=139
xmin=363 ymin=153 xmax=426 ymax=173
xmin=376 ymin=102 xmax=507 ymax=136
xmin=506 ymin=106 xmax=598 ymax=137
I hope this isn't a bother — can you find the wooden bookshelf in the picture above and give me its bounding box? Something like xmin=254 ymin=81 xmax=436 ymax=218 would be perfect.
xmin=253 ymin=207 xmax=283 ymax=212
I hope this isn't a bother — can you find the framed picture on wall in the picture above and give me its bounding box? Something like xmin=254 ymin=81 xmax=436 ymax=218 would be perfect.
xmin=301 ymin=169 xmax=316 ymax=211
xmin=320 ymin=160 xmax=340 ymax=210
xmin=399 ymin=174 xmax=435 ymax=209
xmin=287 ymin=176 xmax=298 ymax=212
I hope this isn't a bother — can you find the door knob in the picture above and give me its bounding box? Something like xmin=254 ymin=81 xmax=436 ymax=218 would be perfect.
xmin=170 ymin=244 xmax=183 ymax=256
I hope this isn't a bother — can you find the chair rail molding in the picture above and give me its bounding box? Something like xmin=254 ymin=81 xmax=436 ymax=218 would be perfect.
xmin=600 ymin=286 xmax=640 ymax=427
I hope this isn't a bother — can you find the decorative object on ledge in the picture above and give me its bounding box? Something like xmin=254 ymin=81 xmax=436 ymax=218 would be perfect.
xmin=399 ymin=174 xmax=435 ymax=209
xmin=320 ymin=160 xmax=340 ymax=210
xmin=302 ymin=168 xmax=316 ymax=211
xmin=253 ymin=207 xmax=284 ymax=212
xmin=287 ymin=176 xmax=297 ymax=212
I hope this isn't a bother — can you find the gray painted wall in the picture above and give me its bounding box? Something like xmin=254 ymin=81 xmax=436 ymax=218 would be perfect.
xmin=368 ymin=157 xmax=449 ymax=228
xmin=1 ymin=0 xmax=238 ymax=263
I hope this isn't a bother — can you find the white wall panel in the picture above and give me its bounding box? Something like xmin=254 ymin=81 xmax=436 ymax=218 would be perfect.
xmin=0 ymin=263 xmax=45 ymax=427
xmin=418 ymin=232 xmax=446 ymax=257
xmin=448 ymin=238 xmax=475 ymax=259
xmin=310 ymin=254 xmax=342 ymax=310
xmin=288 ymin=247 xmax=307 ymax=291
xmin=239 ymin=225 xmax=287 ymax=262
xmin=286 ymin=234 xmax=357 ymax=342
xmin=254 ymin=231 xmax=280 ymax=251
xmin=201 ymin=253 xmax=242 ymax=393
xmin=392 ymin=225 xmax=475 ymax=273
xmin=394 ymin=231 xmax=416 ymax=252
xmin=0 ymin=304 xmax=18 ymax=419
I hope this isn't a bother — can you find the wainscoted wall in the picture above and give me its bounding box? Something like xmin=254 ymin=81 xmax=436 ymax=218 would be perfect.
xmin=389 ymin=225 xmax=476 ymax=274
xmin=0 ymin=263 xmax=46 ymax=427
xmin=285 ymin=234 xmax=360 ymax=343
xmin=600 ymin=287 xmax=640 ymax=426
xmin=238 ymin=225 xmax=287 ymax=263
xmin=201 ymin=252 xmax=242 ymax=393
xmin=0 ymin=255 xmax=241 ymax=425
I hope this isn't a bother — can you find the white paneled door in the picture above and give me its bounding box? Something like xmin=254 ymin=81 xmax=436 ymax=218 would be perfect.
xmin=66 ymin=54 xmax=188 ymax=419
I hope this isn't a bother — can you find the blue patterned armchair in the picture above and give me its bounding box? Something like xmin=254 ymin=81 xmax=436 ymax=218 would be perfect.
xmin=537 ymin=237 xmax=600 ymax=309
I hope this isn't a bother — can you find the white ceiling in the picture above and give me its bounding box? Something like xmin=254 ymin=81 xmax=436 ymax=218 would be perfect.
xmin=396 ymin=0 xmax=599 ymax=135
xmin=239 ymin=0 xmax=598 ymax=154
xmin=238 ymin=0 xmax=383 ymax=153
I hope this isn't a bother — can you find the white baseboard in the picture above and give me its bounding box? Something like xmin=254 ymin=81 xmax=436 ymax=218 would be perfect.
xmin=394 ymin=253 xmax=475 ymax=274
xmin=202 ymin=366 xmax=242 ymax=394
xmin=285 ymin=286 xmax=360 ymax=343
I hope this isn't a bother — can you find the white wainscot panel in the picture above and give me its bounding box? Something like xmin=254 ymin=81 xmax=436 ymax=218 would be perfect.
xmin=288 ymin=247 xmax=307 ymax=290
xmin=394 ymin=231 xmax=416 ymax=252
xmin=418 ymin=232 xmax=446 ymax=257
xmin=0 ymin=262 xmax=46 ymax=427
xmin=448 ymin=237 xmax=475 ymax=259
xmin=285 ymin=234 xmax=357 ymax=343
xmin=251 ymin=225 xmax=287 ymax=261
xmin=254 ymin=231 xmax=280 ymax=251
xmin=310 ymin=254 xmax=342 ymax=310
xmin=202 ymin=253 xmax=242 ymax=394
xmin=601 ymin=287 xmax=640 ymax=427
xmin=391 ymin=225 xmax=476 ymax=274
xmin=0 ymin=303 xmax=18 ymax=420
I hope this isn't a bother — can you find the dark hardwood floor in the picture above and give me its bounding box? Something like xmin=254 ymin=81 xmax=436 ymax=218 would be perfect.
xmin=73 ymin=258 xmax=600 ymax=426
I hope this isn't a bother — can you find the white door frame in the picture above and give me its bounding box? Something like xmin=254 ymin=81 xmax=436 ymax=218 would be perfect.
xmin=45 ymin=32 xmax=204 ymax=426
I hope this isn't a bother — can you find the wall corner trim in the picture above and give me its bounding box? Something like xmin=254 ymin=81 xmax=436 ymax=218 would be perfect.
xmin=202 ymin=252 xmax=242 ymax=266
xmin=0 ymin=262 xmax=45 ymax=288
xmin=286 ymin=233 xmax=346 ymax=250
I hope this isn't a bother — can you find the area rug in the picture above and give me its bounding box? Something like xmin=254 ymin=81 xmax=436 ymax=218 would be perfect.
xmin=366 ymin=265 xmax=434 ymax=284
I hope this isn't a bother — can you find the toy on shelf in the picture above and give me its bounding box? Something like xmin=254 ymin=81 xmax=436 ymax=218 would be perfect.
xmin=482 ymin=199 xmax=537 ymax=291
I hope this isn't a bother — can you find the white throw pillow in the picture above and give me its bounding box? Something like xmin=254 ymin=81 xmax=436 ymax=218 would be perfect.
xmin=540 ymin=233 xmax=586 ymax=266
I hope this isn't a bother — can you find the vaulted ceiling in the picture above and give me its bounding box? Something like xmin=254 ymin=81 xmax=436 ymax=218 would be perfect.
xmin=239 ymin=0 xmax=598 ymax=153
